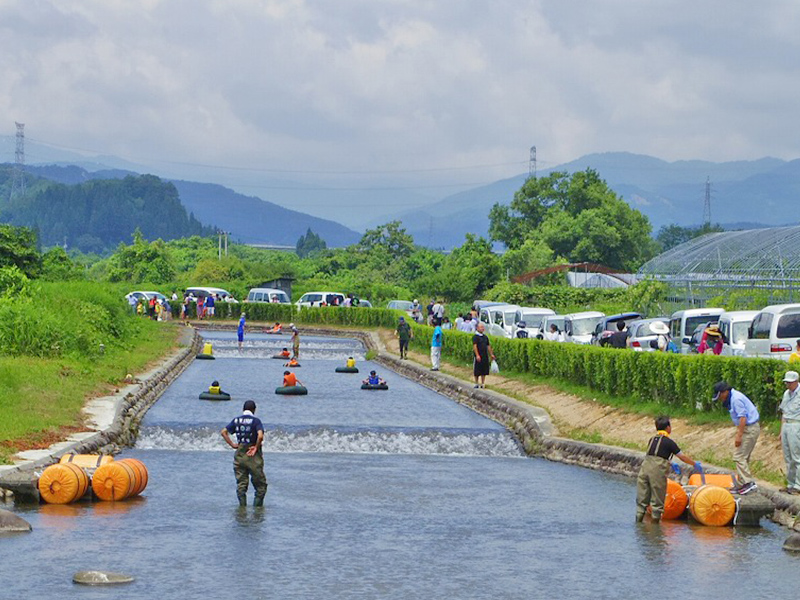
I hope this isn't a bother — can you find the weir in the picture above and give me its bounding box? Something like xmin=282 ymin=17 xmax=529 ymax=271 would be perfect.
xmin=1 ymin=331 xmax=799 ymax=599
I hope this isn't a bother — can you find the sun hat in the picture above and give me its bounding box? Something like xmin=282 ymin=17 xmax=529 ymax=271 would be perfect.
xmin=650 ymin=321 xmax=669 ymax=335
xmin=784 ymin=371 xmax=800 ymax=383
xmin=712 ymin=381 xmax=732 ymax=400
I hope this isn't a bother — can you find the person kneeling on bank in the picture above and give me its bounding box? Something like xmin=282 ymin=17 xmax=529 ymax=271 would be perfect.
xmin=363 ymin=370 xmax=385 ymax=386
xmin=636 ymin=415 xmax=698 ymax=523
xmin=283 ymin=370 xmax=303 ymax=388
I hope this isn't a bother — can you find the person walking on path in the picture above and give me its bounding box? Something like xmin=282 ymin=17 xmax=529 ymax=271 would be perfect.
xmin=430 ymin=321 xmax=443 ymax=371
xmin=237 ymin=312 xmax=246 ymax=350
xmin=635 ymin=416 xmax=697 ymax=523
xmin=290 ymin=324 xmax=300 ymax=360
xmin=713 ymin=381 xmax=760 ymax=494
xmin=221 ymin=400 xmax=267 ymax=507
xmin=396 ymin=317 xmax=413 ymax=359
xmin=472 ymin=322 xmax=495 ymax=388
xmin=779 ymin=371 xmax=800 ymax=495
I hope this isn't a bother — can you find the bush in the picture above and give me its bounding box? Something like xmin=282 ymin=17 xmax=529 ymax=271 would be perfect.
xmin=203 ymin=303 xmax=403 ymax=329
xmin=406 ymin=323 xmax=787 ymax=417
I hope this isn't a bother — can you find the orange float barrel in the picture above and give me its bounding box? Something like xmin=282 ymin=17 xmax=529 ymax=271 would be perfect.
xmin=91 ymin=461 xmax=137 ymax=501
xmin=689 ymin=484 xmax=736 ymax=526
xmin=38 ymin=463 xmax=90 ymax=504
xmin=117 ymin=458 xmax=148 ymax=496
xmin=662 ymin=479 xmax=689 ymax=520
xmin=687 ymin=473 xmax=736 ymax=488
xmin=59 ymin=454 xmax=114 ymax=469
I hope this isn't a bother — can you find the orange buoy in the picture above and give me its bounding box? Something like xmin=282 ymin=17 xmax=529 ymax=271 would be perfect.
xmin=117 ymin=458 xmax=148 ymax=496
xmin=662 ymin=479 xmax=689 ymax=519
xmin=688 ymin=473 xmax=735 ymax=488
xmin=689 ymin=484 xmax=736 ymax=526
xmin=59 ymin=454 xmax=113 ymax=470
xmin=38 ymin=463 xmax=90 ymax=504
xmin=92 ymin=461 xmax=136 ymax=501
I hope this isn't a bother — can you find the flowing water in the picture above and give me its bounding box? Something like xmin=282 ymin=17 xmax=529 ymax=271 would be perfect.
xmin=1 ymin=332 xmax=798 ymax=599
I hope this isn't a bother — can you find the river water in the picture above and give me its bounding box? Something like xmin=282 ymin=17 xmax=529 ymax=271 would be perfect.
xmin=2 ymin=332 xmax=798 ymax=599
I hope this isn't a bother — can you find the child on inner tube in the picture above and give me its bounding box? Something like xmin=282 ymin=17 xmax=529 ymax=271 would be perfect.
xmin=209 ymin=380 xmax=227 ymax=395
xmin=279 ymin=348 xmax=291 ymax=358
xmin=363 ymin=370 xmax=386 ymax=386
xmin=346 ymin=356 xmax=356 ymax=368
xmin=283 ymin=370 xmax=303 ymax=388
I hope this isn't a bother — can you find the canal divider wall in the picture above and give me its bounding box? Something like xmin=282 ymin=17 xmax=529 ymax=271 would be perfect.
xmin=0 ymin=326 xmax=202 ymax=503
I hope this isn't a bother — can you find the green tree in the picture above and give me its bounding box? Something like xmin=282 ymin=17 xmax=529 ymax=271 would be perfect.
xmin=106 ymin=229 xmax=176 ymax=284
xmin=656 ymin=223 xmax=725 ymax=252
xmin=295 ymin=228 xmax=327 ymax=258
xmin=357 ymin=221 xmax=415 ymax=258
xmin=0 ymin=224 xmax=41 ymax=277
xmin=41 ymin=247 xmax=84 ymax=281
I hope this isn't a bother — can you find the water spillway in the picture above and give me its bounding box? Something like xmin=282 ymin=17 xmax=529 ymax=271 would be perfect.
xmin=1 ymin=332 xmax=798 ymax=599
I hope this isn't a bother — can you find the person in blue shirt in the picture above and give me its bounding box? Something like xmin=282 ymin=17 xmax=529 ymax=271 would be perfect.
xmin=363 ymin=370 xmax=386 ymax=386
xmin=221 ymin=400 xmax=267 ymax=507
xmin=237 ymin=312 xmax=246 ymax=350
xmin=205 ymin=293 xmax=216 ymax=318
xmin=430 ymin=323 xmax=443 ymax=371
xmin=713 ymin=381 xmax=760 ymax=494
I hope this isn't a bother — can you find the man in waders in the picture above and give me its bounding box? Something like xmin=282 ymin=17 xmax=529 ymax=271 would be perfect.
xmin=221 ymin=400 xmax=267 ymax=507
xmin=635 ymin=416 xmax=697 ymax=523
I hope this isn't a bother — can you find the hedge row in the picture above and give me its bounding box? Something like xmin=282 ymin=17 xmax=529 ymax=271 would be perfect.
xmin=406 ymin=323 xmax=789 ymax=417
xmin=201 ymin=302 xmax=402 ymax=329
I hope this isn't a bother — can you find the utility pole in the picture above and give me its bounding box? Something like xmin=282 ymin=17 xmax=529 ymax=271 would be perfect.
xmin=703 ymin=176 xmax=712 ymax=227
xmin=224 ymin=231 xmax=228 ymax=257
xmin=9 ymin=122 xmax=26 ymax=200
xmin=218 ymin=230 xmax=222 ymax=260
xmin=528 ymin=145 xmax=537 ymax=180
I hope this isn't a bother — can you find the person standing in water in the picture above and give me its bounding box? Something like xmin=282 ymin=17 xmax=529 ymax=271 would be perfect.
xmin=221 ymin=400 xmax=267 ymax=507
xmin=237 ymin=312 xmax=246 ymax=350
xmin=290 ymin=324 xmax=300 ymax=360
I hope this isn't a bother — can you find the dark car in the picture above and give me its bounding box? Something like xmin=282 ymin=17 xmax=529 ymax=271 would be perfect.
xmin=591 ymin=312 xmax=643 ymax=346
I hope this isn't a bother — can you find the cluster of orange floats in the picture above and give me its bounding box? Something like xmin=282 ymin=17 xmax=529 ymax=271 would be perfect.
xmin=658 ymin=474 xmax=740 ymax=526
xmin=37 ymin=454 xmax=148 ymax=505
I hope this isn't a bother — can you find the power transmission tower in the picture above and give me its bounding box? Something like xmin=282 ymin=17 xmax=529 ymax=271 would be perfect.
xmin=528 ymin=145 xmax=537 ymax=179
xmin=702 ymin=176 xmax=711 ymax=226
xmin=9 ymin=122 xmax=26 ymax=199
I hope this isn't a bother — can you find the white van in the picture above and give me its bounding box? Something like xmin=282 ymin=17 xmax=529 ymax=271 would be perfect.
xmin=185 ymin=287 xmax=238 ymax=302
xmin=744 ymin=304 xmax=800 ymax=360
xmin=564 ymin=311 xmax=605 ymax=344
xmin=718 ymin=310 xmax=759 ymax=357
xmin=538 ymin=314 xmax=567 ymax=340
xmin=669 ymin=308 xmax=725 ymax=354
xmin=479 ymin=304 xmax=520 ymax=338
xmin=295 ymin=291 xmax=346 ymax=308
xmin=246 ymin=287 xmax=290 ymax=304
xmin=513 ymin=307 xmax=556 ymax=338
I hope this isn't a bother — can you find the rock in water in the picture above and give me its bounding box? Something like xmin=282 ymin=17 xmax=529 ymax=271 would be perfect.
xmin=783 ymin=533 xmax=800 ymax=553
xmin=0 ymin=508 xmax=32 ymax=532
xmin=73 ymin=571 xmax=134 ymax=585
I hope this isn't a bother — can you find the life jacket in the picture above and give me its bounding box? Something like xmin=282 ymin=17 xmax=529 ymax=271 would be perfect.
xmin=272 ymin=325 xmax=282 ymax=333
xmin=209 ymin=385 xmax=221 ymax=394
xmin=280 ymin=350 xmax=290 ymax=357
xmin=283 ymin=372 xmax=297 ymax=387
xmin=346 ymin=358 xmax=356 ymax=368
xmin=288 ymin=359 xmax=299 ymax=366
xmin=368 ymin=375 xmax=380 ymax=385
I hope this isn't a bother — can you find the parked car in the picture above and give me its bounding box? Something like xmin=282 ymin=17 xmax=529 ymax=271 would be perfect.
xmin=745 ymin=304 xmax=800 ymax=360
xmin=245 ymin=287 xmax=290 ymax=304
xmin=718 ymin=310 xmax=759 ymax=357
xmin=357 ymin=299 xmax=373 ymax=308
xmin=564 ymin=311 xmax=605 ymax=344
xmin=512 ymin=307 xmax=556 ymax=338
xmin=473 ymin=300 xmax=505 ymax=313
xmin=125 ymin=290 xmax=167 ymax=305
xmin=626 ymin=317 xmax=670 ymax=351
xmin=669 ymin=308 xmax=725 ymax=354
xmin=185 ymin=286 xmax=238 ymax=302
xmin=479 ymin=304 xmax=521 ymax=338
xmin=537 ymin=314 xmax=567 ymax=340
xmin=591 ymin=312 xmax=643 ymax=346
xmin=295 ymin=291 xmax=346 ymax=308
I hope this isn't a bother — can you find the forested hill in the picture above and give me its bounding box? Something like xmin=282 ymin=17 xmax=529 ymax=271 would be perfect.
xmin=0 ymin=169 xmax=213 ymax=253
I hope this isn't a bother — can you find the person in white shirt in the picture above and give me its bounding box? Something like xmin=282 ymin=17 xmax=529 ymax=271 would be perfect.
xmin=543 ymin=324 xmax=563 ymax=342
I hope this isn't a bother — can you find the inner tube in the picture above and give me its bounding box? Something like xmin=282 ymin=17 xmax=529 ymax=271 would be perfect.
xmin=196 ymin=354 xmax=215 ymax=360
xmin=361 ymin=383 xmax=389 ymax=390
xmin=263 ymin=330 xmax=283 ymax=335
xmin=272 ymin=355 xmax=291 ymax=360
xmin=275 ymin=385 xmax=308 ymax=395
xmin=284 ymin=363 xmax=301 ymax=368
xmin=199 ymin=392 xmax=231 ymax=401
xmin=335 ymin=366 xmax=359 ymax=373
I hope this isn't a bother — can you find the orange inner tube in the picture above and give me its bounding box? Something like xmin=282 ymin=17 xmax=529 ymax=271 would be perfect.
xmin=689 ymin=484 xmax=736 ymax=526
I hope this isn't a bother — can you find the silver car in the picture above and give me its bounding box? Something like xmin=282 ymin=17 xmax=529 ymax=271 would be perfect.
xmin=627 ymin=318 xmax=670 ymax=351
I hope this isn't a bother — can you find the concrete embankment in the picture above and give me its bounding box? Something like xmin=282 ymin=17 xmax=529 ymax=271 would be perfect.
xmin=0 ymin=326 xmax=201 ymax=503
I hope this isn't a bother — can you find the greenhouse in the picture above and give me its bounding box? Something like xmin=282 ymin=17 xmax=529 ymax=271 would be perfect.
xmin=638 ymin=226 xmax=800 ymax=305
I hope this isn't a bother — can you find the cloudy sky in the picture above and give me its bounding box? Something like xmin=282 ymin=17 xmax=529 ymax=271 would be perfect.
xmin=2 ymin=0 xmax=799 ymax=224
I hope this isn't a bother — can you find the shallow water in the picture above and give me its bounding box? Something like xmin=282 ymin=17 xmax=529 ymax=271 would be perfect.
xmin=2 ymin=332 xmax=798 ymax=599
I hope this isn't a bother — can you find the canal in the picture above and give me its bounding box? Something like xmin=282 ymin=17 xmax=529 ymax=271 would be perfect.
xmin=2 ymin=332 xmax=798 ymax=598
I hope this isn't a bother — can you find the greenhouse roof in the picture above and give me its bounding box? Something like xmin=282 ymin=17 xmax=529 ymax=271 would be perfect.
xmin=639 ymin=226 xmax=800 ymax=283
